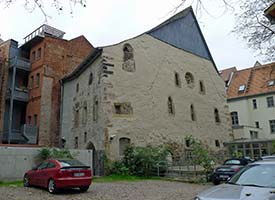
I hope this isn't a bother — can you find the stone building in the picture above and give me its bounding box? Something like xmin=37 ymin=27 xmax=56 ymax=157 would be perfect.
xmin=0 ymin=25 xmax=93 ymax=146
xmin=61 ymin=7 xmax=231 ymax=175
xmin=222 ymin=62 xmax=275 ymax=158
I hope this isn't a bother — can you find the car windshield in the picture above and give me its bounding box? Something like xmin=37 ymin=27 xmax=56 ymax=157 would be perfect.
xmin=224 ymin=159 xmax=241 ymax=165
xmin=228 ymin=164 xmax=275 ymax=188
xmin=58 ymin=159 xmax=85 ymax=167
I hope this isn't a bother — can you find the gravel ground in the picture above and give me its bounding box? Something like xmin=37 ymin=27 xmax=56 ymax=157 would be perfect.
xmin=0 ymin=180 xmax=211 ymax=200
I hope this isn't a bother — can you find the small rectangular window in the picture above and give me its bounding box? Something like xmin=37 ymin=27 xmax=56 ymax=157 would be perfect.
xmin=74 ymin=137 xmax=78 ymax=149
xmin=267 ymin=96 xmax=274 ymax=107
xmin=34 ymin=114 xmax=38 ymax=126
xmin=215 ymin=140 xmax=220 ymax=147
xmin=269 ymin=120 xmax=275 ymax=134
xmin=84 ymin=132 xmax=87 ymax=143
xmin=36 ymin=73 xmax=40 ymax=87
xmin=255 ymin=121 xmax=259 ymax=128
xmin=252 ymin=99 xmax=257 ymax=109
xmin=250 ymin=131 xmax=258 ymax=139
xmin=31 ymin=51 xmax=36 ymax=62
xmin=29 ymin=76 xmax=34 ymax=89
xmin=37 ymin=48 xmax=42 ymax=59
xmin=231 ymin=112 xmax=239 ymax=126
xmin=114 ymin=103 xmax=133 ymax=115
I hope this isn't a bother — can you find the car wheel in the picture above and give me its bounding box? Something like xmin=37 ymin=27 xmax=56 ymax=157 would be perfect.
xmin=79 ymin=186 xmax=89 ymax=192
xmin=212 ymin=178 xmax=220 ymax=185
xmin=23 ymin=174 xmax=30 ymax=187
xmin=48 ymin=179 xmax=57 ymax=194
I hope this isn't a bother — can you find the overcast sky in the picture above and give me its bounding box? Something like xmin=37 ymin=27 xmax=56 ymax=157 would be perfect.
xmin=0 ymin=0 xmax=265 ymax=70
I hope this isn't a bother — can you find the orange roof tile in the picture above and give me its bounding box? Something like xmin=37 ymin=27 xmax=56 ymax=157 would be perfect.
xmin=227 ymin=62 xmax=275 ymax=99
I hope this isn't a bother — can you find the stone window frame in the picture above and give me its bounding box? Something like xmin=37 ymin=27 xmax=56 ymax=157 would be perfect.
xmin=252 ymin=99 xmax=257 ymax=109
xmin=190 ymin=104 xmax=196 ymax=121
xmin=269 ymin=120 xmax=275 ymax=134
xmin=215 ymin=140 xmax=220 ymax=147
xmin=214 ymin=108 xmax=221 ymax=124
xmin=113 ymin=102 xmax=133 ymax=116
xmin=168 ymin=96 xmax=175 ymax=115
xmin=174 ymin=72 xmax=181 ymax=87
xmin=266 ymin=96 xmax=274 ymax=108
xmin=185 ymin=72 xmax=195 ymax=88
xmin=199 ymin=80 xmax=205 ymax=94
xmin=89 ymin=72 xmax=93 ymax=85
xmin=123 ymin=43 xmax=134 ymax=62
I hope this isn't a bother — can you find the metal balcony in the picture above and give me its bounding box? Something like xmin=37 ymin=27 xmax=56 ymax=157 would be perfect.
xmin=6 ymin=87 xmax=29 ymax=102
xmin=9 ymin=57 xmax=30 ymax=71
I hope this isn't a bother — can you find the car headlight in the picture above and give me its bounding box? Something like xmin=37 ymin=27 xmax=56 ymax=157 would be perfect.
xmin=194 ymin=197 xmax=201 ymax=200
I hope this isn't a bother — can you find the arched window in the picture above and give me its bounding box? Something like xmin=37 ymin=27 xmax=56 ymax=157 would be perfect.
xmin=185 ymin=72 xmax=194 ymax=88
xmin=175 ymin=72 xmax=181 ymax=87
xmin=119 ymin=137 xmax=131 ymax=156
xmin=231 ymin=112 xmax=239 ymax=126
xmin=89 ymin=72 xmax=93 ymax=85
xmin=199 ymin=80 xmax=205 ymax=94
xmin=123 ymin=43 xmax=133 ymax=62
xmin=214 ymin=108 xmax=220 ymax=123
xmin=190 ymin=104 xmax=196 ymax=121
xmin=168 ymin=96 xmax=175 ymax=115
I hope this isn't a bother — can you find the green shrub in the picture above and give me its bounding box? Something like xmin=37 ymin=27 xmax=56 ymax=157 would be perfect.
xmin=36 ymin=148 xmax=74 ymax=163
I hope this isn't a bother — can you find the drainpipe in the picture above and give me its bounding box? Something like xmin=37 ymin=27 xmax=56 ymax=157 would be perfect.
xmin=59 ymin=79 xmax=64 ymax=148
xmin=8 ymin=57 xmax=17 ymax=144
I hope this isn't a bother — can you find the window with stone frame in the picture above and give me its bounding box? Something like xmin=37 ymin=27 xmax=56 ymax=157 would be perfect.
xmin=114 ymin=103 xmax=133 ymax=115
xmin=84 ymin=132 xmax=87 ymax=143
xmin=199 ymin=80 xmax=205 ymax=94
xmin=255 ymin=121 xmax=260 ymax=128
xmin=214 ymin=108 xmax=221 ymax=123
xmin=250 ymin=131 xmax=258 ymax=139
xmin=168 ymin=96 xmax=175 ymax=115
xmin=123 ymin=43 xmax=134 ymax=62
xmin=215 ymin=140 xmax=220 ymax=147
xmin=185 ymin=72 xmax=194 ymax=88
xmin=119 ymin=137 xmax=131 ymax=156
xmin=267 ymin=96 xmax=274 ymax=107
xmin=76 ymin=83 xmax=79 ymax=93
xmin=93 ymin=97 xmax=98 ymax=121
xmin=230 ymin=112 xmax=239 ymax=126
xmin=89 ymin=72 xmax=93 ymax=85
xmin=174 ymin=72 xmax=181 ymax=87
xmin=190 ymin=104 xmax=196 ymax=121
xmin=74 ymin=136 xmax=78 ymax=149
xmin=252 ymin=99 xmax=257 ymax=109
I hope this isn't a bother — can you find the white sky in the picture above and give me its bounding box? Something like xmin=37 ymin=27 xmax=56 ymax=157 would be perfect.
xmin=0 ymin=0 xmax=264 ymax=70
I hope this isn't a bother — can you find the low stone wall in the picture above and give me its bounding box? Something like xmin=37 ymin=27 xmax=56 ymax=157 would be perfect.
xmin=0 ymin=146 xmax=93 ymax=180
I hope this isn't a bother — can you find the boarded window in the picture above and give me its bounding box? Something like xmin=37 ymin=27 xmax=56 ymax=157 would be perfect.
xmin=214 ymin=108 xmax=221 ymax=123
xmin=114 ymin=103 xmax=133 ymax=115
xmin=119 ymin=137 xmax=131 ymax=156
xmin=168 ymin=96 xmax=175 ymax=115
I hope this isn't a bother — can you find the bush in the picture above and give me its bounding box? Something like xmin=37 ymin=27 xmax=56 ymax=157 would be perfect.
xmin=36 ymin=148 xmax=74 ymax=163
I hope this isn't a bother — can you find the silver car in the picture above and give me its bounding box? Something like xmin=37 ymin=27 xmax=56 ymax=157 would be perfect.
xmin=195 ymin=160 xmax=275 ymax=200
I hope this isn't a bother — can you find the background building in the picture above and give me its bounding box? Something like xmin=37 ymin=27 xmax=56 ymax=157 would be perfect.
xmin=61 ymin=7 xmax=231 ymax=175
xmin=222 ymin=62 xmax=275 ymax=158
xmin=0 ymin=25 xmax=93 ymax=146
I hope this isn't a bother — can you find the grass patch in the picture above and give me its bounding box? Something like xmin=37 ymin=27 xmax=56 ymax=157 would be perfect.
xmin=93 ymin=174 xmax=161 ymax=183
xmin=0 ymin=180 xmax=22 ymax=187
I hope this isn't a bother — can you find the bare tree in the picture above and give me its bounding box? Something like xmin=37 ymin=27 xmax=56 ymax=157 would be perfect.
xmin=233 ymin=0 xmax=275 ymax=61
xmin=0 ymin=0 xmax=86 ymax=22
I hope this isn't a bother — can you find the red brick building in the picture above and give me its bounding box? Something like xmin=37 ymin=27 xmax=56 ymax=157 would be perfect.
xmin=0 ymin=25 xmax=93 ymax=146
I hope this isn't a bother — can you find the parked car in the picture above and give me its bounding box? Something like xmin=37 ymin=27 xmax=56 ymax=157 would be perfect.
xmin=212 ymin=158 xmax=251 ymax=185
xmin=195 ymin=160 xmax=275 ymax=200
xmin=261 ymin=155 xmax=275 ymax=160
xmin=23 ymin=159 xmax=92 ymax=193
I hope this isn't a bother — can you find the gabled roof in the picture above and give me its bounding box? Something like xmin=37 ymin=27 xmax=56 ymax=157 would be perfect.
xmin=147 ymin=7 xmax=217 ymax=72
xmin=227 ymin=62 xmax=275 ymax=100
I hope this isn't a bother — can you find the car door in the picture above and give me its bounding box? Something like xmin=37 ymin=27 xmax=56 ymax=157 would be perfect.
xmin=35 ymin=161 xmax=49 ymax=187
xmin=40 ymin=161 xmax=57 ymax=188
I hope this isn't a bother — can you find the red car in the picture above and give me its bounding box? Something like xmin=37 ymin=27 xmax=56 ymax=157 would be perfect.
xmin=23 ymin=159 xmax=92 ymax=193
